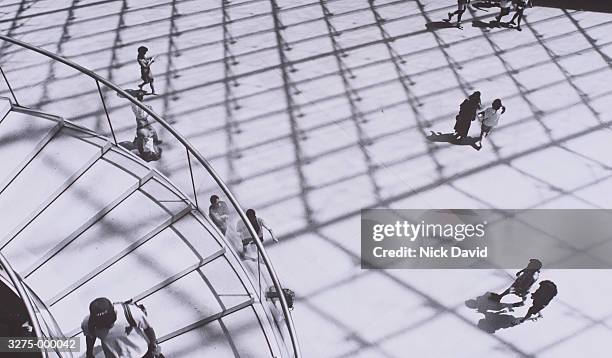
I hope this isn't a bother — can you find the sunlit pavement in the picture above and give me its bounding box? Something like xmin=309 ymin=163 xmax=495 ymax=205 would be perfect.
xmin=1 ymin=1 xmax=612 ymax=357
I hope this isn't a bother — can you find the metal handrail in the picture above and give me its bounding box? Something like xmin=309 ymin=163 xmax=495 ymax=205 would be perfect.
xmin=0 ymin=35 xmax=301 ymax=357
xmin=0 ymin=253 xmax=45 ymax=357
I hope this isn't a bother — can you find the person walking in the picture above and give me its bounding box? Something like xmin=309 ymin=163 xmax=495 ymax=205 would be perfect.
xmin=83 ymin=297 xmax=163 ymax=358
xmin=490 ymin=259 xmax=541 ymax=303
xmin=236 ymin=209 xmax=278 ymax=258
xmin=209 ymin=195 xmax=230 ymax=234
xmin=515 ymin=280 xmax=557 ymax=324
xmin=494 ymin=0 xmax=512 ymax=25
xmin=508 ymin=0 xmax=530 ymax=31
xmin=453 ymin=91 xmax=481 ymax=141
xmin=137 ymin=46 xmax=156 ymax=95
xmin=445 ymin=0 xmax=471 ymax=29
xmin=476 ymin=98 xmax=505 ymax=149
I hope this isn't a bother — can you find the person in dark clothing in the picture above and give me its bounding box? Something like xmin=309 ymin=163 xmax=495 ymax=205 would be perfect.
xmin=508 ymin=0 xmax=530 ymax=31
xmin=453 ymin=91 xmax=481 ymax=141
xmin=137 ymin=46 xmax=156 ymax=95
xmin=491 ymin=259 xmax=542 ymax=303
xmin=445 ymin=0 xmax=471 ymax=29
xmin=516 ymin=280 xmax=557 ymax=324
xmin=209 ymin=195 xmax=230 ymax=234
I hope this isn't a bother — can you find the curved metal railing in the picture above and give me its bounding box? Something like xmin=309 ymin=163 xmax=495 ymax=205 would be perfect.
xmin=0 ymin=35 xmax=301 ymax=357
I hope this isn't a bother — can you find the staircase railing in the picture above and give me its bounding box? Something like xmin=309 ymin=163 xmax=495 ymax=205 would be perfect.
xmin=0 ymin=35 xmax=301 ymax=358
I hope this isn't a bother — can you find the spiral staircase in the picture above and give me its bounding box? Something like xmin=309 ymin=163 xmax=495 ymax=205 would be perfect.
xmin=0 ymin=36 xmax=300 ymax=358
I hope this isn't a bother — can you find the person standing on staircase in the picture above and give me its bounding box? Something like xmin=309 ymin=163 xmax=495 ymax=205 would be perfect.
xmin=83 ymin=297 xmax=164 ymax=358
xmin=236 ymin=209 xmax=278 ymax=259
xmin=209 ymin=194 xmax=230 ymax=235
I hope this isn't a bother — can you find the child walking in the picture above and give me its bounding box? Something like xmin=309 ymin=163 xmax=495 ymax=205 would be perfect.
xmin=445 ymin=0 xmax=471 ymax=29
xmin=137 ymin=46 xmax=156 ymax=95
xmin=476 ymin=98 xmax=505 ymax=150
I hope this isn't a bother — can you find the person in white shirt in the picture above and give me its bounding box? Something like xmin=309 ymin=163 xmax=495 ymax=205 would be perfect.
xmin=445 ymin=0 xmax=471 ymax=29
xmin=476 ymin=98 xmax=505 ymax=149
xmin=83 ymin=297 xmax=162 ymax=358
xmin=236 ymin=209 xmax=278 ymax=258
xmin=495 ymin=0 xmax=512 ymax=24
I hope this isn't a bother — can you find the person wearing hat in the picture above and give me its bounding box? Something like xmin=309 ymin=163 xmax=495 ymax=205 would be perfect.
xmin=490 ymin=259 xmax=542 ymax=303
xmin=82 ymin=297 xmax=162 ymax=358
xmin=137 ymin=46 xmax=156 ymax=95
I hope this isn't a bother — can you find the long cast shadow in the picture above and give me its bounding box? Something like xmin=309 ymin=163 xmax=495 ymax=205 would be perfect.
xmin=426 ymin=131 xmax=481 ymax=151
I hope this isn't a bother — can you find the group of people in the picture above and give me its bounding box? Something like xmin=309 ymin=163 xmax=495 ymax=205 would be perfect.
xmin=446 ymin=0 xmax=532 ymax=30
xmin=451 ymin=91 xmax=505 ymax=150
xmin=79 ymin=198 xmax=280 ymax=358
xmin=490 ymin=259 xmax=558 ymax=324
xmin=209 ymin=195 xmax=278 ymax=259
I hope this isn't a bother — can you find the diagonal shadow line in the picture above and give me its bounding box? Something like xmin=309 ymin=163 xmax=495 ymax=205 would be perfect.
xmin=414 ymin=0 xmax=474 ymax=94
xmin=3 ymin=8 xmax=592 ymax=143
xmin=522 ymin=15 xmax=603 ymax=124
xmin=0 ymin=0 xmax=263 ymax=37
xmin=367 ymin=0 xmax=445 ymax=185
xmin=0 ymin=0 xmax=33 ymax=56
xmin=0 ymin=0 xmax=355 ymax=64
xmin=1 ymin=0 xmax=467 ymax=82
xmin=300 ymin=296 xmax=402 ymax=358
xmin=155 ymin=0 xmax=181 ymax=167
xmin=310 ymin=231 xmax=534 ymax=357
xmin=532 ymin=306 xmax=612 ymax=355
xmin=158 ymin=62 xmax=612 ymax=183
xmin=274 ymin=114 xmax=612 ymax=242
xmin=8 ymin=44 xmax=610 ymax=187
xmin=221 ymin=0 xmax=241 ymax=186
xmin=92 ymin=0 xmax=129 ymax=136
xmin=466 ymin=6 xmax=554 ymax=155
xmin=0 ymin=0 xmax=118 ymax=24
xmin=318 ymin=0 xmax=384 ymax=202
xmin=268 ymin=0 xmax=314 ymax=225
xmin=0 ymin=6 xmax=584 ymax=110
xmin=561 ymin=9 xmax=612 ymax=68
xmin=124 ymin=18 xmax=612 ymax=141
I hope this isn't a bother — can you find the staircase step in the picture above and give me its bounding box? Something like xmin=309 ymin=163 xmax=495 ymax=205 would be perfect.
xmin=23 ymin=182 xmax=190 ymax=301
xmin=0 ymin=110 xmax=58 ymax=186
xmin=0 ymin=126 xmax=105 ymax=241
xmin=136 ymin=266 xmax=252 ymax=339
xmin=159 ymin=303 xmax=276 ymax=358
xmin=48 ymin=217 xmax=220 ymax=333
xmin=1 ymin=156 xmax=143 ymax=273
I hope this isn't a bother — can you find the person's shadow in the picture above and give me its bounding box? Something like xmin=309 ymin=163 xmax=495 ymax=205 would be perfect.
xmin=465 ymin=293 xmax=524 ymax=333
xmin=426 ymin=131 xmax=481 ymax=150
xmin=425 ymin=21 xmax=457 ymax=31
xmin=472 ymin=20 xmax=513 ymax=30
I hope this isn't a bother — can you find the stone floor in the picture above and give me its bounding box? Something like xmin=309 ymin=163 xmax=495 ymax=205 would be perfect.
xmin=1 ymin=1 xmax=611 ymax=357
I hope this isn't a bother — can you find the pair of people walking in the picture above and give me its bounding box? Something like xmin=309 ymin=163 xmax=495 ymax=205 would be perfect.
xmin=495 ymin=0 xmax=531 ymax=31
xmin=490 ymin=259 xmax=558 ymax=324
xmin=452 ymin=91 xmax=505 ymax=150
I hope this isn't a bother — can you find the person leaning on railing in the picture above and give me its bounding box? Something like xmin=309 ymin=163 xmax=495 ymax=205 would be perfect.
xmin=236 ymin=209 xmax=278 ymax=259
xmin=209 ymin=195 xmax=230 ymax=235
